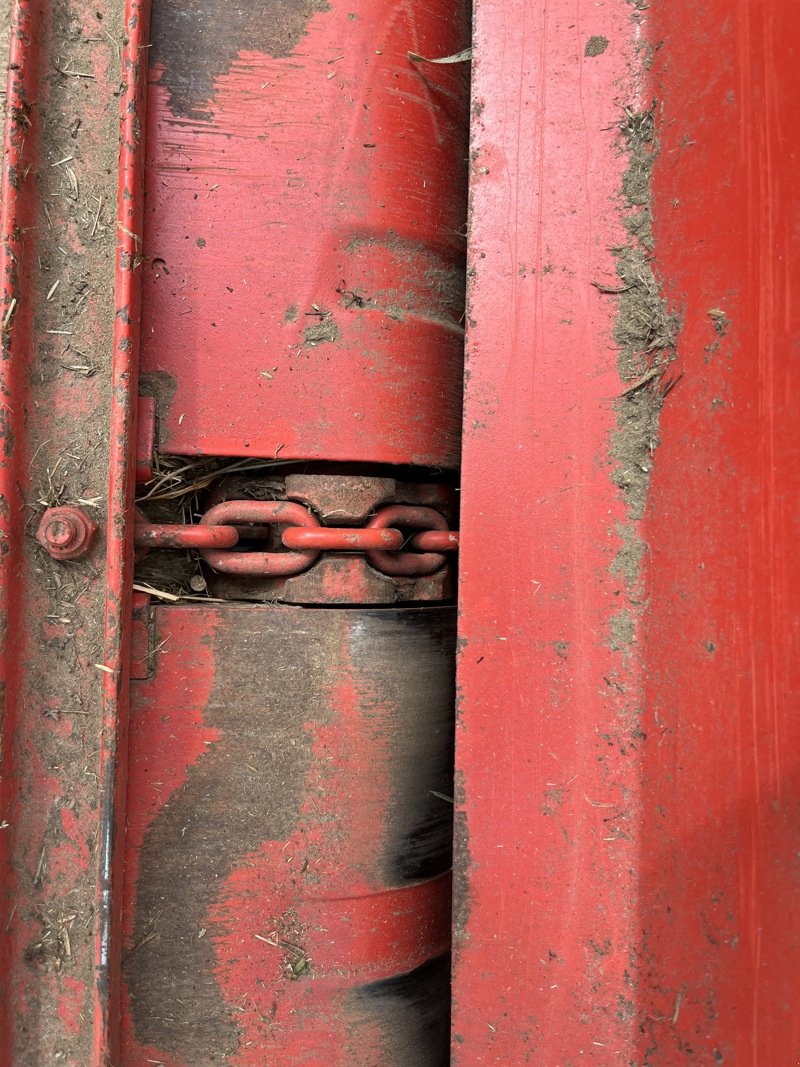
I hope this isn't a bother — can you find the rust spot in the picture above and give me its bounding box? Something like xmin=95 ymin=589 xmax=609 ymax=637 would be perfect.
xmin=151 ymin=0 xmax=332 ymax=118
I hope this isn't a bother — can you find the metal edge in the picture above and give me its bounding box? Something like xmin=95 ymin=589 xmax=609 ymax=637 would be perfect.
xmin=93 ymin=1 xmax=151 ymax=1062
xmin=0 ymin=3 xmax=40 ymax=1061
xmin=452 ymin=0 xmax=648 ymax=1059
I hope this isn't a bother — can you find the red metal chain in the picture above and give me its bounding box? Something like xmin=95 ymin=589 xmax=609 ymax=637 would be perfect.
xmin=134 ymin=501 xmax=459 ymax=579
xmin=200 ymin=500 xmax=321 ymax=576
xmin=281 ymin=527 xmax=404 ymax=552
xmin=409 ymin=530 xmax=459 ymax=553
xmin=135 ymin=521 xmax=240 ymax=550
xmin=365 ymin=505 xmax=450 ymax=577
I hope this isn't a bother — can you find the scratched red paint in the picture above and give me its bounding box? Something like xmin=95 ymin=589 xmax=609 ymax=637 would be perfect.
xmin=94 ymin=3 xmax=152 ymax=1062
xmin=6 ymin=0 xmax=795 ymax=1062
xmin=455 ymin=0 xmax=800 ymax=1063
xmin=58 ymin=976 xmax=88 ymax=1037
xmin=0 ymin=5 xmax=120 ymax=1051
xmin=119 ymin=609 xmax=219 ymax=1067
xmin=59 ymin=806 xmax=91 ymax=868
xmin=638 ymin=1 xmax=800 ymax=1062
xmin=121 ymin=608 xmax=451 ymax=1065
xmin=453 ymin=0 xmax=658 ymax=1061
xmin=0 ymin=0 xmax=157 ymax=1058
xmin=140 ymin=1 xmax=469 ymax=467
xmin=0 ymin=5 xmax=39 ymax=1058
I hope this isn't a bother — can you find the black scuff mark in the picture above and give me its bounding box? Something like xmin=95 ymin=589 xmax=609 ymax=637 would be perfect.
xmin=150 ymin=0 xmax=332 ymax=119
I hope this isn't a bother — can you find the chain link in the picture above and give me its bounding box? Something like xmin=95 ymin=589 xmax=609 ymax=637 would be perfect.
xmin=134 ymin=501 xmax=459 ymax=579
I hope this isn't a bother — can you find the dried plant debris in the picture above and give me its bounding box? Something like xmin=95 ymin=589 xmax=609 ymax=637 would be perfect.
xmin=26 ymin=905 xmax=83 ymax=972
xmin=138 ymin=454 xmax=294 ymax=503
xmin=609 ymin=101 xmax=680 ymax=522
xmin=134 ymin=454 xmax=294 ymax=598
xmin=407 ymin=47 xmax=472 ymax=64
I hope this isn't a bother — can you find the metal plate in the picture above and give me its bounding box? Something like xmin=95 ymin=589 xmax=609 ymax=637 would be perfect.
xmin=453 ymin=0 xmax=800 ymax=1062
xmin=140 ymin=0 xmax=470 ymax=467
xmin=638 ymin=1 xmax=800 ymax=1061
xmin=0 ymin=3 xmax=140 ymax=1064
xmin=122 ymin=603 xmax=455 ymax=1066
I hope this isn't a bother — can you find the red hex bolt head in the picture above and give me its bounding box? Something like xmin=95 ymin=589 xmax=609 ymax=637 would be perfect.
xmin=36 ymin=506 xmax=98 ymax=561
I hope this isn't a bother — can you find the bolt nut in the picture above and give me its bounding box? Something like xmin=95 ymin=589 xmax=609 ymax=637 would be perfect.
xmin=36 ymin=506 xmax=98 ymax=561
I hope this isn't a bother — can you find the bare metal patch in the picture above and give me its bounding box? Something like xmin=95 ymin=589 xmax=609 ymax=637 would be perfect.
xmin=125 ymin=609 xmax=337 ymax=1062
xmin=151 ymin=0 xmax=332 ymax=118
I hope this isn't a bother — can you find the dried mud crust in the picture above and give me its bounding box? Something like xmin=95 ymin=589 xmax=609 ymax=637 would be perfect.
xmin=11 ymin=1 xmax=126 ymax=1063
xmin=590 ymin=7 xmax=680 ymax=666
xmin=610 ymin=100 xmax=679 ymax=527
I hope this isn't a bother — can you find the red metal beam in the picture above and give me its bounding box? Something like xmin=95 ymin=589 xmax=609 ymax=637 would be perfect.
xmin=0 ymin=4 xmax=40 ymax=1056
xmin=93 ymin=3 xmax=151 ymax=1062
xmin=454 ymin=0 xmax=646 ymax=1059
xmin=639 ymin=2 xmax=800 ymax=1061
xmin=454 ymin=0 xmax=800 ymax=1062
xmin=1 ymin=3 xmax=138 ymax=1062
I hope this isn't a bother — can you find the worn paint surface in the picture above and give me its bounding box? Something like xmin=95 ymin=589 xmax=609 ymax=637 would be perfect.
xmin=454 ymin=0 xmax=800 ymax=1063
xmin=638 ymin=1 xmax=800 ymax=1062
xmin=139 ymin=0 xmax=470 ymax=466
xmin=6 ymin=0 xmax=797 ymax=1062
xmin=0 ymin=2 xmax=133 ymax=1064
xmin=0 ymin=7 xmax=37 ymax=1062
xmin=151 ymin=0 xmax=332 ymax=118
xmin=453 ymin=0 xmax=649 ymax=1059
xmin=95 ymin=3 xmax=151 ymax=1063
xmin=121 ymin=604 xmax=454 ymax=1066
xmin=118 ymin=4 xmax=466 ymax=1061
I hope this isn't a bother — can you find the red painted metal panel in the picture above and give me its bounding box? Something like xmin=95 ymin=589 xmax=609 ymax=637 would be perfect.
xmin=639 ymin=3 xmax=800 ymax=1062
xmin=0 ymin=5 xmax=40 ymax=1059
xmin=94 ymin=6 xmax=151 ymax=1063
xmin=120 ymin=604 xmax=455 ymax=1065
xmin=139 ymin=1 xmax=469 ymax=467
xmin=117 ymin=2 xmax=467 ymax=1063
xmin=454 ymin=0 xmax=800 ymax=1063
xmin=453 ymin=0 xmax=646 ymax=1059
xmin=5 ymin=0 xmax=796 ymax=1061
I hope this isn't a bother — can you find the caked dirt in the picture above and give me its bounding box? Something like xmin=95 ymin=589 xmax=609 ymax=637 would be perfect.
xmin=602 ymin=21 xmax=680 ymax=660
xmin=611 ymin=100 xmax=679 ymax=527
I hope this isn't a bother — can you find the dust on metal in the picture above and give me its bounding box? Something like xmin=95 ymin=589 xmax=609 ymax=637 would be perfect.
xmin=134 ymin=519 xmax=239 ymax=550
xmin=281 ymin=526 xmax=404 ymax=552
